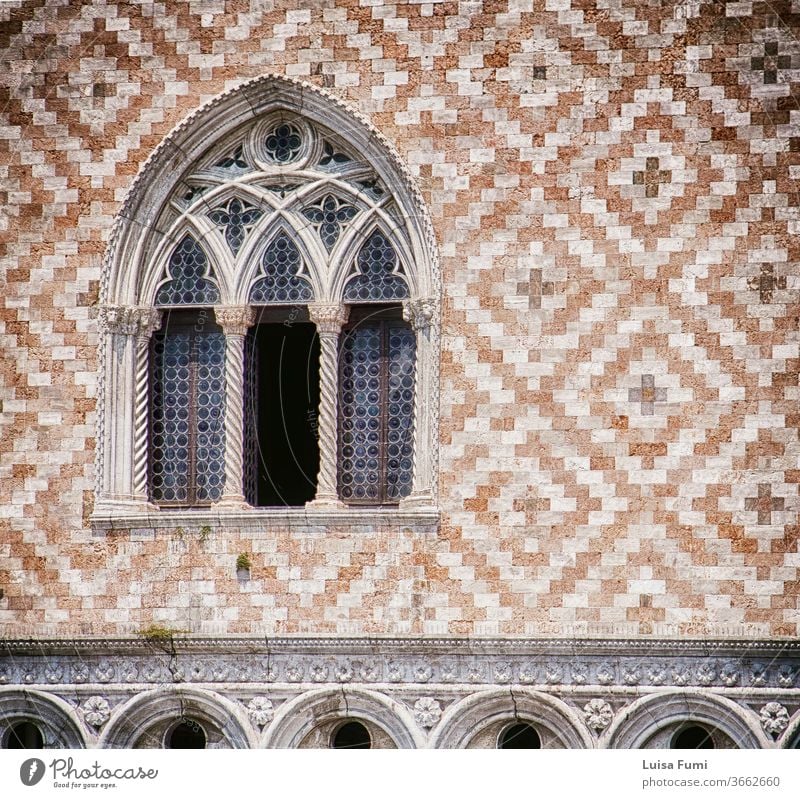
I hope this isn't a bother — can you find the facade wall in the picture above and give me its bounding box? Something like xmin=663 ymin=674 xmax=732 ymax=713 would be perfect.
xmin=1 ymin=0 xmax=800 ymax=749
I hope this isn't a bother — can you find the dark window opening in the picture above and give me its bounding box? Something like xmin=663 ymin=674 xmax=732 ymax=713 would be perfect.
xmin=331 ymin=720 xmax=371 ymax=749
xmin=4 ymin=721 xmax=43 ymax=749
xmin=498 ymin=722 xmax=541 ymax=749
xmin=338 ymin=306 xmax=415 ymax=505
xmin=245 ymin=321 xmax=320 ymax=506
xmin=166 ymin=720 xmax=206 ymax=749
xmin=671 ymin=725 xmax=715 ymax=750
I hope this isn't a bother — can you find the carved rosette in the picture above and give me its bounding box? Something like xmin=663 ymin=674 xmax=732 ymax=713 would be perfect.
xmin=414 ymin=663 xmax=433 ymax=683
xmin=246 ymin=696 xmax=274 ymax=728
xmin=759 ymin=703 xmax=790 ymax=737
xmin=583 ymin=698 xmax=614 ymax=732
xmin=44 ymin=664 xmax=63 ymax=684
xmin=307 ymin=303 xmax=349 ymax=504
xmin=413 ymin=697 xmax=442 ymax=729
xmin=215 ymin=306 xmax=255 ymax=505
xmin=777 ymin=665 xmax=796 ymax=688
xmin=335 ymin=663 xmax=353 ymax=683
xmin=81 ymin=696 xmax=111 ymax=728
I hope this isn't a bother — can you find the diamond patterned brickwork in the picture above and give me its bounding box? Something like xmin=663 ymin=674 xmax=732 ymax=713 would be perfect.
xmin=1 ymin=0 xmax=799 ymax=638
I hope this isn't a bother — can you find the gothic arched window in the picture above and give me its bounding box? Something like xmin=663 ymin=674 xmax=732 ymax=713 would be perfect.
xmin=94 ymin=78 xmax=439 ymax=522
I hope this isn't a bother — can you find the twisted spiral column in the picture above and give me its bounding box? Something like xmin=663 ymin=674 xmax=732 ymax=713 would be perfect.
xmin=132 ymin=308 xmax=162 ymax=501
xmin=307 ymin=303 xmax=349 ymax=507
xmin=96 ymin=305 xmax=139 ymax=506
xmin=215 ymin=306 xmax=255 ymax=507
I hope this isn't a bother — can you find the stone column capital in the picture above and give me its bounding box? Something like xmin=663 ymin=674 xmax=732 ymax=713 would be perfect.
xmin=134 ymin=307 xmax=162 ymax=340
xmin=308 ymin=303 xmax=349 ymax=335
xmin=97 ymin=305 xmax=139 ymax=336
xmin=214 ymin=306 xmax=256 ymax=337
xmin=402 ymin=297 xmax=437 ymax=331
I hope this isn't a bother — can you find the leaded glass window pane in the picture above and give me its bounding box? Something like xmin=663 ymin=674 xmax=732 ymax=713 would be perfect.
xmin=243 ymin=328 xmax=259 ymax=506
xmin=338 ymin=319 xmax=415 ymax=504
xmin=343 ymin=231 xmax=409 ymax=302
xmin=249 ymin=233 xmax=314 ymax=304
xmin=150 ymin=325 xmax=226 ymax=505
xmin=385 ymin=325 xmax=415 ymax=500
xmin=215 ymin=144 xmax=248 ymax=172
xmin=302 ymin=194 xmax=358 ymax=251
xmin=155 ymin=236 xmax=220 ymax=306
xmin=318 ymin=141 xmax=352 ymax=168
xmin=208 ymin=198 xmax=263 ymax=256
xmin=264 ymin=123 xmax=302 ymax=163
xmin=150 ymin=333 xmax=191 ymax=504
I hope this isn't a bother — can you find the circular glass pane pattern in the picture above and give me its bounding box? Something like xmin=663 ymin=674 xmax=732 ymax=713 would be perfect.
xmin=331 ymin=721 xmax=371 ymax=749
xmin=264 ymin=123 xmax=303 ymax=163
xmin=207 ymin=197 xmax=263 ymax=256
xmin=343 ymin=231 xmax=409 ymax=302
xmin=301 ymin=194 xmax=358 ymax=251
xmin=249 ymin=233 xmax=313 ymax=304
xmin=155 ymin=235 xmax=219 ymax=306
xmin=498 ymin=723 xmax=541 ymax=749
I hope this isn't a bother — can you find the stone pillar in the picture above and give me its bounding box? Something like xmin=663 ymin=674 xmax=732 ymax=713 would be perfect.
xmin=306 ymin=303 xmax=349 ymax=508
xmin=132 ymin=308 xmax=162 ymax=503
xmin=95 ymin=305 xmax=140 ymax=509
xmin=400 ymin=297 xmax=438 ymax=508
xmin=214 ymin=306 xmax=255 ymax=508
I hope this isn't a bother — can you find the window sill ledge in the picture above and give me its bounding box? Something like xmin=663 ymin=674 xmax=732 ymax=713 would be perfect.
xmin=90 ymin=501 xmax=440 ymax=534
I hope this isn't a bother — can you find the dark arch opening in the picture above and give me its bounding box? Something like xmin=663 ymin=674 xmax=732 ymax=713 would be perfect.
xmin=4 ymin=721 xmax=44 ymax=749
xmin=166 ymin=720 xmax=207 ymax=749
xmin=331 ymin=721 xmax=371 ymax=749
xmin=671 ymin=725 xmax=715 ymax=750
xmin=498 ymin=722 xmax=541 ymax=749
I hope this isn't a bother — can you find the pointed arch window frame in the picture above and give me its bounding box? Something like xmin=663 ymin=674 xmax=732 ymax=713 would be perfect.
xmin=92 ymin=75 xmax=440 ymax=531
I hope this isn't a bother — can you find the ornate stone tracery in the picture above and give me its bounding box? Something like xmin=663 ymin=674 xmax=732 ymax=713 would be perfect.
xmin=94 ymin=75 xmax=440 ymax=520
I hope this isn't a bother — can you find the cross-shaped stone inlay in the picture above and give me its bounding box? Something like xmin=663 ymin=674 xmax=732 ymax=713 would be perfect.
xmin=747 ymin=264 xmax=787 ymax=303
xmin=745 ymin=483 xmax=785 ymax=525
xmin=751 ymin=41 xmax=791 ymax=86
xmin=633 ymin=157 xmax=671 ymax=199
xmin=517 ymin=267 xmax=554 ymax=310
xmin=628 ymin=375 xmax=667 ymax=416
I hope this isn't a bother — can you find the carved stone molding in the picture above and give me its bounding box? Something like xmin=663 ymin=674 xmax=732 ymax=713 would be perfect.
xmin=2 ymin=638 xmax=797 ymax=691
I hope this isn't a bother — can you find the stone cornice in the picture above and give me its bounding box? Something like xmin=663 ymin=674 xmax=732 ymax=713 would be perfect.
xmin=89 ymin=505 xmax=440 ymax=532
xmin=2 ymin=637 xmax=798 ymax=657
xmin=1 ymin=637 xmax=796 ymax=692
